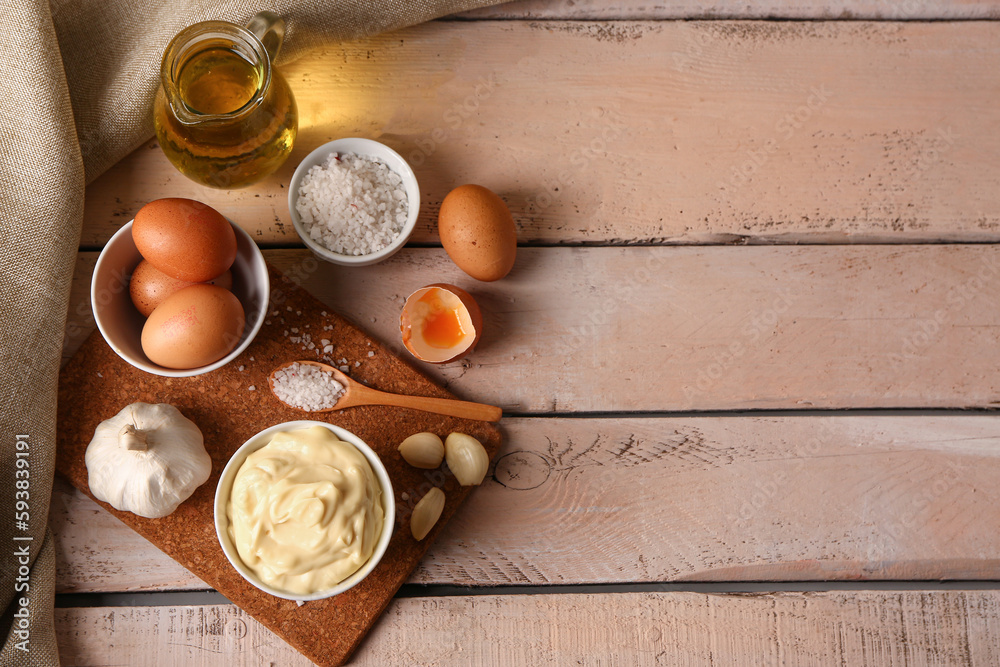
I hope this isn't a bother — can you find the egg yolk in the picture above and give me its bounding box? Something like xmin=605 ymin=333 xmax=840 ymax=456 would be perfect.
xmin=418 ymin=291 xmax=466 ymax=349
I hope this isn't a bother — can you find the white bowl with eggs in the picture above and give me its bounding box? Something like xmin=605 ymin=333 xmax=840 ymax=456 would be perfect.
xmin=214 ymin=420 xmax=395 ymax=601
xmin=91 ymin=216 xmax=269 ymax=377
xmin=288 ymin=138 xmax=420 ymax=267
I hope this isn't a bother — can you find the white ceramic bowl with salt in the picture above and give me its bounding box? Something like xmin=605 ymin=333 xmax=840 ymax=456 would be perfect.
xmin=288 ymin=138 xmax=420 ymax=267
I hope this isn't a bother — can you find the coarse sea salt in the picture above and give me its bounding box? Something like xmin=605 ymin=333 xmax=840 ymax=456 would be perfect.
xmin=271 ymin=362 xmax=345 ymax=412
xmin=295 ymin=152 xmax=408 ymax=256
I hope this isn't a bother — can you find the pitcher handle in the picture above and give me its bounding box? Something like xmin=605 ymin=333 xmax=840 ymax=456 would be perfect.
xmin=246 ymin=11 xmax=285 ymax=62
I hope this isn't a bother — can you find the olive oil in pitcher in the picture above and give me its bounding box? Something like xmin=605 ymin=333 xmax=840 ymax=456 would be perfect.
xmin=154 ymin=14 xmax=297 ymax=189
xmin=176 ymin=47 xmax=260 ymax=114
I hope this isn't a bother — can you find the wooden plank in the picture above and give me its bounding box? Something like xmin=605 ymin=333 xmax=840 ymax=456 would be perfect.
xmin=65 ymin=246 xmax=1000 ymax=412
xmin=83 ymin=21 xmax=1000 ymax=247
xmin=51 ymin=414 xmax=1000 ymax=592
xmin=50 ymin=477 xmax=197 ymax=593
xmin=458 ymin=0 xmax=1000 ymax=20
xmin=55 ymin=590 xmax=1000 ymax=666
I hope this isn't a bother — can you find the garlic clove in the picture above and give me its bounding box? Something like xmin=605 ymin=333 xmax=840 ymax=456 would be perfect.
xmin=398 ymin=432 xmax=445 ymax=469
xmin=444 ymin=432 xmax=489 ymax=486
xmin=410 ymin=487 xmax=445 ymax=541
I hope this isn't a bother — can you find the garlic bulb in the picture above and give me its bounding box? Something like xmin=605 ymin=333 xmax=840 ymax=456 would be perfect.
xmin=85 ymin=402 xmax=211 ymax=519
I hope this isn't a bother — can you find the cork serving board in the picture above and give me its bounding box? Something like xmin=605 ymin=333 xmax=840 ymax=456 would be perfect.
xmin=56 ymin=265 xmax=503 ymax=667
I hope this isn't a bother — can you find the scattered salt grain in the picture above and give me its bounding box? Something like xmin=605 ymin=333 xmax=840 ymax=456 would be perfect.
xmin=291 ymin=327 xmax=299 ymax=333
xmin=238 ymin=365 xmax=245 ymax=372
xmin=321 ymin=311 xmax=327 ymax=317
xmin=97 ymin=372 xmax=103 ymax=378
xmin=339 ymin=365 xmax=349 ymax=372
xmin=323 ymin=345 xmax=334 ymax=353
xmin=248 ymin=385 xmax=256 ymax=391
xmin=295 ymin=152 xmax=409 ymax=256
xmin=271 ymin=362 xmax=344 ymax=411
xmin=354 ymin=361 xmax=360 ymax=368
xmin=367 ymin=351 xmax=375 ymax=357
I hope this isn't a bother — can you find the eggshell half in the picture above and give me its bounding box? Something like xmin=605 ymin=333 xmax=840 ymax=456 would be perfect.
xmin=141 ymin=284 xmax=245 ymax=370
xmin=400 ymin=283 xmax=482 ymax=364
xmin=438 ymin=185 xmax=516 ymax=282
xmin=133 ymin=198 xmax=237 ymax=282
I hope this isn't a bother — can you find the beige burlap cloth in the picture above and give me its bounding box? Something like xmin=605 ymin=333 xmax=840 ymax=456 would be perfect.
xmin=0 ymin=1 xmax=501 ymax=664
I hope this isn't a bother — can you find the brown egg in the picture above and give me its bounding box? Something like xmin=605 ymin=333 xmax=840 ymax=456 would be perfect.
xmin=132 ymin=198 xmax=237 ymax=282
xmin=400 ymin=284 xmax=482 ymax=364
xmin=129 ymin=259 xmax=234 ymax=317
xmin=141 ymin=284 xmax=245 ymax=369
xmin=438 ymin=185 xmax=516 ymax=282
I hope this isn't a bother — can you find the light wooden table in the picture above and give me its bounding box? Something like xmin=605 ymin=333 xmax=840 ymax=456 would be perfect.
xmin=54 ymin=1 xmax=1000 ymax=664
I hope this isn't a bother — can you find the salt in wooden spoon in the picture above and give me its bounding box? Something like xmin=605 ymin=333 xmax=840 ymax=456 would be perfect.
xmin=269 ymin=360 xmax=503 ymax=422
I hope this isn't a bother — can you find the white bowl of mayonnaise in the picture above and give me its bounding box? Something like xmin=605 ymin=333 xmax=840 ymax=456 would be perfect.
xmin=214 ymin=420 xmax=395 ymax=601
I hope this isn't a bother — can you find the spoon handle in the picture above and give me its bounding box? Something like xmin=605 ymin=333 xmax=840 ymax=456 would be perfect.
xmin=356 ymin=386 xmax=502 ymax=422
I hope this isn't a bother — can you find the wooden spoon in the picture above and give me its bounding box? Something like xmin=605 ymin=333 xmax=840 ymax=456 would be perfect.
xmin=269 ymin=360 xmax=503 ymax=422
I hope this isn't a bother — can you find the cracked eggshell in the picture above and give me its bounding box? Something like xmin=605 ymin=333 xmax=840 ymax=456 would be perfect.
xmin=400 ymin=283 xmax=482 ymax=364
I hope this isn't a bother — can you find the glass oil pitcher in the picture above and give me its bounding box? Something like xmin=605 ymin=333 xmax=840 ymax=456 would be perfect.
xmin=153 ymin=12 xmax=298 ymax=189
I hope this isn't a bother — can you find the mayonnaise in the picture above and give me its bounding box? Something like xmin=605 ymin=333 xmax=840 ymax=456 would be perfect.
xmin=227 ymin=425 xmax=385 ymax=595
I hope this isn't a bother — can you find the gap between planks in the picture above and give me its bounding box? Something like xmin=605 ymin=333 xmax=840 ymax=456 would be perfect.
xmin=52 ymin=580 xmax=1000 ymax=610
xmin=454 ymin=1 xmax=1000 ymax=21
